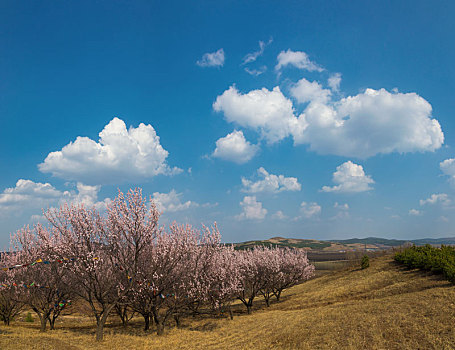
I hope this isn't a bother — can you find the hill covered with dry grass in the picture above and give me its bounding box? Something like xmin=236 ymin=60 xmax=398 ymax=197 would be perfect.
xmin=1 ymin=254 xmax=454 ymax=349
xmin=233 ymin=236 xmax=455 ymax=252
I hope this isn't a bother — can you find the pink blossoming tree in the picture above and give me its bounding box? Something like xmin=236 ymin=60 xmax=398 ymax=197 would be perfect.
xmin=0 ymin=252 xmax=25 ymax=326
xmin=11 ymin=225 xmax=73 ymax=331
xmin=0 ymin=186 xmax=315 ymax=341
xmin=44 ymin=188 xmax=160 ymax=341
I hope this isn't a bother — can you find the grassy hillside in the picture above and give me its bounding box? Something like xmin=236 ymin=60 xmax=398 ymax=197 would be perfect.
xmin=1 ymin=254 xmax=454 ymax=349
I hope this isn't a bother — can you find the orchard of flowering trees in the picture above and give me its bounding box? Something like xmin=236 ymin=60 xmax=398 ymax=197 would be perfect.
xmin=0 ymin=189 xmax=314 ymax=341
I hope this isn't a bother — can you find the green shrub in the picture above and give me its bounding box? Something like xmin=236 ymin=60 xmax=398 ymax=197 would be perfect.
xmin=25 ymin=312 xmax=34 ymax=322
xmin=361 ymin=255 xmax=370 ymax=269
xmin=394 ymin=244 xmax=455 ymax=284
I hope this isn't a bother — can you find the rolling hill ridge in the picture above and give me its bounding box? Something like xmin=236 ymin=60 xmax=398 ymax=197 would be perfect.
xmin=231 ymin=236 xmax=455 ymax=252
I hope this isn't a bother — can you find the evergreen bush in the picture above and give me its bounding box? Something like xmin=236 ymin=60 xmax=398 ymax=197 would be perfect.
xmin=25 ymin=312 xmax=34 ymax=322
xmin=394 ymin=244 xmax=455 ymax=284
xmin=361 ymin=255 xmax=370 ymax=269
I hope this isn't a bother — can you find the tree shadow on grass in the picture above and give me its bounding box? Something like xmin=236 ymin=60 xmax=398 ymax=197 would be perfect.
xmin=390 ymin=260 xmax=454 ymax=286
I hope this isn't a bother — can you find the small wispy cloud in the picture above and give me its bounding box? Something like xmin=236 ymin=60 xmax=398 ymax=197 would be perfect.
xmin=245 ymin=66 xmax=267 ymax=76
xmin=272 ymin=210 xmax=288 ymax=220
xmin=275 ymin=49 xmax=324 ymax=72
xmin=242 ymin=38 xmax=273 ymax=65
xmin=293 ymin=201 xmax=321 ymax=221
xmin=409 ymin=209 xmax=422 ymax=216
xmin=196 ymin=48 xmax=225 ymax=67
xmin=331 ymin=202 xmax=349 ymax=220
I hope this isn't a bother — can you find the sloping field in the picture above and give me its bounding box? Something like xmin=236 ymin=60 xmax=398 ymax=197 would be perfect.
xmin=1 ymin=254 xmax=454 ymax=349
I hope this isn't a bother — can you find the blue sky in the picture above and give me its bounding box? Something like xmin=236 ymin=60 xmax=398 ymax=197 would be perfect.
xmin=1 ymin=0 xmax=455 ymax=246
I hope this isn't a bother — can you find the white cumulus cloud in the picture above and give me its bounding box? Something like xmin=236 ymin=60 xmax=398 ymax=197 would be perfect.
xmin=213 ymin=86 xmax=295 ymax=144
xmin=0 ymin=179 xmax=67 ymax=212
xmin=419 ymin=193 xmax=451 ymax=206
xmin=275 ymin=49 xmax=324 ymax=72
xmin=0 ymin=180 xmax=109 ymax=216
xmin=72 ymin=183 xmax=111 ymax=210
xmin=296 ymin=201 xmax=321 ymax=219
xmin=214 ymin=83 xmax=443 ymax=158
xmin=327 ymin=73 xmax=342 ymax=91
xmin=331 ymin=202 xmax=350 ymax=220
xmin=322 ymin=161 xmax=374 ymax=193
xmin=39 ymin=117 xmax=181 ymax=185
xmin=290 ymin=78 xmax=331 ymax=104
xmin=293 ymin=88 xmax=443 ymax=158
xmin=196 ymin=48 xmax=225 ymax=67
xmin=241 ymin=167 xmax=301 ymax=193
xmin=152 ymin=190 xmax=198 ymax=213
xmin=440 ymin=158 xmax=455 ymax=184
xmin=212 ymin=130 xmax=259 ymax=164
xmin=272 ymin=210 xmax=288 ymax=220
xmin=235 ymin=196 xmax=267 ymax=220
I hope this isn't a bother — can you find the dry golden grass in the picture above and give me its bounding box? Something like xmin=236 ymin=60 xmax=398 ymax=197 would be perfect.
xmin=1 ymin=254 xmax=455 ymax=349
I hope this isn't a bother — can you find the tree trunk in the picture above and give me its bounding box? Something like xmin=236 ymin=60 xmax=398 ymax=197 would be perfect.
xmin=116 ymin=305 xmax=131 ymax=327
xmin=238 ymin=296 xmax=253 ymax=314
xmin=156 ymin=321 xmax=164 ymax=336
xmin=95 ymin=309 xmax=112 ymax=342
xmin=143 ymin=314 xmax=150 ymax=331
xmin=265 ymin=296 xmax=270 ymax=307
xmin=39 ymin=315 xmax=47 ymax=332
xmin=275 ymin=290 xmax=281 ymax=301
xmin=152 ymin=309 xmax=166 ymax=336
xmin=96 ymin=322 xmax=104 ymax=342
xmin=228 ymin=306 xmax=233 ymax=320
xmin=49 ymin=317 xmax=56 ymax=330
xmin=174 ymin=314 xmax=180 ymax=328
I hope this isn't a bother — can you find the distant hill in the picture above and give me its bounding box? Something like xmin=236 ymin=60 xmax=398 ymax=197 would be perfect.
xmin=334 ymin=236 xmax=455 ymax=247
xmin=233 ymin=237 xmax=332 ymax=251
xmin=231 ymin=236 xmax=455 ymax=252
xmin=332 ymin=237 xmax=407 ymax=247
xmin=412 ymin=237 xmax=455 ymax=245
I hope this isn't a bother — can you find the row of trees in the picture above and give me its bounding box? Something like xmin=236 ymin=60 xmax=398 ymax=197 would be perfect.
xmin=394 ymin=244 xmax=455 ymax=283
xmin=0 ymin=189 xmax=314 ymax=341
